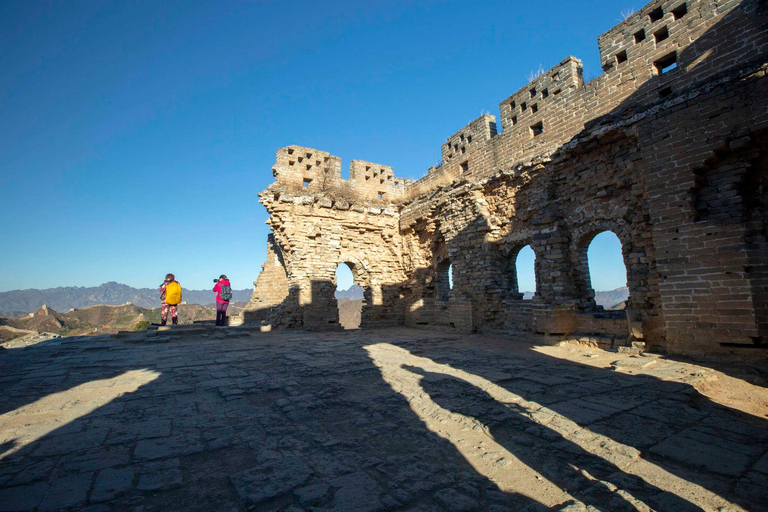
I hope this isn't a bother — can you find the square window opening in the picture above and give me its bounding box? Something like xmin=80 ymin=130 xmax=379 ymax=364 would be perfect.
xmin=649 ymin=7 xmax=663 ymax=22
xmin=460 ymin=161 xmax=469 ymax=172
xmin=531 ymin=103 xmax=538 ymax=113
xmin=287 ymin=148 xmax=294 ymax=155
xmin=521 ymin=102 xmax=528 ymax=111
xmin=378 ymin=192 xmax=384 ymax=200
xmin=306 ymin=164 xmax=312 ymax=170
xmin=529 ymin=88 xmax=536 ymax=98
xmin=467 ymin=135 xmax=472 ymax=143
xmin=510 ymin=100 xmax=516 ymax=110
xmin=672 ymin=3 xmax=687 ymax=20
xmin=616 ymin=50 xmax=628 ymax=64
xmin=530 ymin=122 xmax=543 ymax=137
xmin=461 ymin=146 xmax=466 ymax=154
xmin=511 ymin=115 xmax=518 ymax=126
xmin=634 ymin=29 xmax=646 ymax=43
xmin=553 ymin=89 xmax=562 ymax=95
xmin=542 ymin=88 xmax=549 ymax=99
xmin=654 ymin=52 xmax=677 ymax=74
xmin=659 ymin=86 xmax=673 ymax=98
xmin=654 ymin=26 xmax=669 ymax=44
xmin=303 ymin=178 xmax=312 ymax=188
xmin=289 ymin=160 xmax=295 ymax=166
xmin=306 ymin=153 xmax=312 ymax=159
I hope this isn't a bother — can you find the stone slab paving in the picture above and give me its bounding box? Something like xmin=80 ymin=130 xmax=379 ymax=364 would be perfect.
xmin=0 ymin=328 xmax=767 ymax=511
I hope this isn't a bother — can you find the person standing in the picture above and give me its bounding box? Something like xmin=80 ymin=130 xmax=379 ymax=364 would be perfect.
xmin=213 ymin=274 xmax=232 ymax=326
xmin=159 ymin=273 xmax=182 ymax=326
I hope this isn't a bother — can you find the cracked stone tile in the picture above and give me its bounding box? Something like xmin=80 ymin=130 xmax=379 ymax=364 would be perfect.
xmin=329 ymin=471 xmax=385 ymax=512
xmin=137 ymin=458 xmax=182 ymax=491
xmin=433 ymin=487 xmax=481 ymax=511
xmin=0 ymin=482 xmax=49 ymax=511
xmin=229 ymin=456 xmax=312 ymax=504
xmin=91 ymin=467 xmax=134 ymax=502
xmin=134 ymin=433 xmax=203 ymax=460
xmin=649 ymin=434 xmax=752 ymax=476
xmin=38 ymin=472 xmax=93 ymax=511
xmin=31 ymin=427 xmax=109 ymax=457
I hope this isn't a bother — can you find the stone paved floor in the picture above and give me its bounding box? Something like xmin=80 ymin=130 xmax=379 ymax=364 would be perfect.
xmin=0 ymin=327 xmax=767 ymax=511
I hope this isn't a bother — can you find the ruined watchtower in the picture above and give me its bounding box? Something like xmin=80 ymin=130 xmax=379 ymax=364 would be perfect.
xmin=242 ymin=0 xmax=768 ymax=356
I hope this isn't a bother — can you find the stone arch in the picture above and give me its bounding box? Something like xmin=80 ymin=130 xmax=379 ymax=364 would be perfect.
xmin=503 ymin=241 xmax=540 ymax=300
xmin=334 ymin=253 xmax=372 ymax=288
xmin=435 ymin=257 xmax=453 ymax=302
xmin=334 ymin=254 xmax=376 ymax=328
xmin=570 ymin=219 xmax=637 ymax=311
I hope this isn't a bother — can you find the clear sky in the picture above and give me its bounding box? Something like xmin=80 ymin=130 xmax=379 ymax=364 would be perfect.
xmin=0 ymin=0 xmax=639 ymax=293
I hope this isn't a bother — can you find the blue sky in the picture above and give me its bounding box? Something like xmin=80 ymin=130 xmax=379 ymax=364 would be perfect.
xmin=1 ymin=0 xmax=637 ymax=293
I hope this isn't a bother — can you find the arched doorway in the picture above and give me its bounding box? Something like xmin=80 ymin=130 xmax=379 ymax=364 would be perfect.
xmin=436 ymin=259 xmax=453 ymax=301
xmin=334 ymin=262 xmax=363 ymax=329
xmin=585 ymin=231 xmax=629 ymax=309
xmin=514 ymin=245 xmax=537 ymax=300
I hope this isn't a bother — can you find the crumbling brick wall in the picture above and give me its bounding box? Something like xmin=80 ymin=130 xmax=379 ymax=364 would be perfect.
xmin=243 ymin=0 xmax=768 ymax=355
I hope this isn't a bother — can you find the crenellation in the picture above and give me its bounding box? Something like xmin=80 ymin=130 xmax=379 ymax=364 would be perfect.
xmin=440 ymin=114 xmax=498 ymax=165
xmin=243 ymin=0 xmax=768 ymax=355
xmin=271 ymin=144 xmax=410 ymax=203
xmin=498 ymin=57 xmax=584 ymax=132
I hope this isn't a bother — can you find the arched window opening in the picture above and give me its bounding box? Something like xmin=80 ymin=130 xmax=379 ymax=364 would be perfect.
xmin=437 ymin=260 xmax=453 ymax=301
xmin=586 ymin=231 xmax=629 ymax=309
xmin=334 ymin=263 xmax=362 ymax=329
xmin=515 ymin=245 xmax=536 ymax=300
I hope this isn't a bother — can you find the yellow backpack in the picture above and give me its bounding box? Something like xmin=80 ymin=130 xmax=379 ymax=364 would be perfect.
xmin=165 ymin=282 xmax=182 ymax=305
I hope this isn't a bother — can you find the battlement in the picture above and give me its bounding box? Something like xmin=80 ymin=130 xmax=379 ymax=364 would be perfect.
xmin=440 ymin=114 xmax=497 ymax=165
xmin=270 ymin=144 xmax=411 ymax=203
xmin=498 ymin=57 xmax=583 ymax=132
xmin=398 ymin=0 xmax=761 ymax=200
xmin=598 ymin=0 xmax=703 ymax=73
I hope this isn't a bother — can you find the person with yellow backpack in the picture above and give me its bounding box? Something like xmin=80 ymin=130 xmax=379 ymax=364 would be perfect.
xmin=159 ymin=273 xmax=182 ymax=325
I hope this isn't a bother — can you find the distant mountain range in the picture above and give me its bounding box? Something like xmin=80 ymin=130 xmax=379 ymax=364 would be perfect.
xmin=0 ymin=282 xmax=253 ymax=314
xmin=335 ymin=284 xmax=364 ymax=300
xmin=522 ymin=286 xmax=628 ymax=308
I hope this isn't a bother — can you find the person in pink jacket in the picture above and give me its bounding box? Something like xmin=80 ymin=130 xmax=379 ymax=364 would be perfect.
xmin=212 ymin=274 xmax=232 ymax=326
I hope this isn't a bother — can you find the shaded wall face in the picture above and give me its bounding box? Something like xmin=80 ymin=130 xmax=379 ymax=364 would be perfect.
xmin=638 ymin=91 xmax=768 ymax=352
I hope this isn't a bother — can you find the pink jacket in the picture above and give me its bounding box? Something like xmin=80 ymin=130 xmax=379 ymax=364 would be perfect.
xmin=213 ymin=279 xmax=231 ymax=304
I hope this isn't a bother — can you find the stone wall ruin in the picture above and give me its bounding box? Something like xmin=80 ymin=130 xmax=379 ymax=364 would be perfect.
xmin=242 ymin=0 xmax=768 ymax=356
